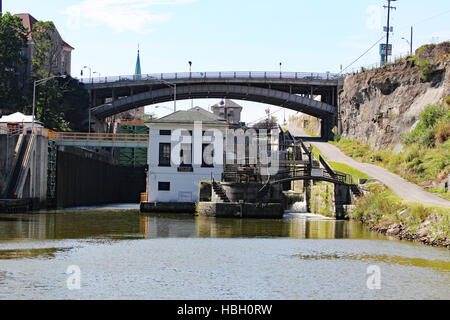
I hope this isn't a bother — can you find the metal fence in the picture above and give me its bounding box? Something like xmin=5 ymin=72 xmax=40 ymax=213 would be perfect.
xmin=345 ymin=52 xmax=412 ymax=75
xmin=47 ymin=131 xmax=149 ymax=144
xmin=79 ymin=71 xmax=344 ymax=85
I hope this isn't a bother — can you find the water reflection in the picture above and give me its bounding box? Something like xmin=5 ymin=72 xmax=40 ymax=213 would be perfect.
xmin=0 ymin=211 xmax=384 ymax=241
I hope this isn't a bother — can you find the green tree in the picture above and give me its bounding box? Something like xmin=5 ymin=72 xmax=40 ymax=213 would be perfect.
xmin=30 ymin=21 xmax=62 ymax=78
xmin=29 ymin=20 xmax=75 ymax=131
xmin=0 ymin=13 xmax=28 ymax=113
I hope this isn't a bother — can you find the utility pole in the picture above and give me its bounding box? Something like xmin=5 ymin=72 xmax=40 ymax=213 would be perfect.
xmin=383 ymin=0 xmax=397 ymax=65
xmin=410 ymin=26 xmax=413 ymax=55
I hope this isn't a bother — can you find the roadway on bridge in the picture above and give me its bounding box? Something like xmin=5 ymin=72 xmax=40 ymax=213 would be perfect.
xmin=287 ymin=123 xmax=450 ymax=208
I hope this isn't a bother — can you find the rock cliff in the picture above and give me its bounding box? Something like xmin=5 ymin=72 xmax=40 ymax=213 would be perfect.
xmin=339 ymin=41 xmax=450 ymax=150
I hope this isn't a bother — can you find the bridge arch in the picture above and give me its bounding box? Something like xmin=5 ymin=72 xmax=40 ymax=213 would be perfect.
xmin=91 ymin=84 xmax=337 ymax=120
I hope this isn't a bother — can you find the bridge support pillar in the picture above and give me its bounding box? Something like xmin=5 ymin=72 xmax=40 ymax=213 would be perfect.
xmin=320 ymin=117 xmax=335 ymax=141
xmin=334 ymin=184 xmax=351 ymax=219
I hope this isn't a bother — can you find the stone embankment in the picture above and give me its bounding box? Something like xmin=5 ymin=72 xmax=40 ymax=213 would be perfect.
xmin=339 ymin=41 xmax=449 ymax=150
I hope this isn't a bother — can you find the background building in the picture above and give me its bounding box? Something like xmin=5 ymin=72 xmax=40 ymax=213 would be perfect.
xmin=211 ymin=99 xmax=243 ymax=124
xmin=15 ymin=13 xmax=74 ymax=89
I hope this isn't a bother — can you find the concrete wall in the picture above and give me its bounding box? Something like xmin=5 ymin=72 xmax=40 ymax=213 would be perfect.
xmin=0 ymin=134 xmax=19 ymax=195
xmin=217 ymin=182 xmax=283 ymax=203
xmin=56 ymin=148 xmax=145 ymax=208
xmin=197 ymin=202 xmax=283 ymax=219
xmin=310 ymin=182 xmax=351 ymax=219
xmin=1 ymin=134 xmax=48 ymax=205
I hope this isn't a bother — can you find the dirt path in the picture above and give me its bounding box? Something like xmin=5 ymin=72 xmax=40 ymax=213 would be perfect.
xmin=287 ymin=123 xmax=450 ymax=208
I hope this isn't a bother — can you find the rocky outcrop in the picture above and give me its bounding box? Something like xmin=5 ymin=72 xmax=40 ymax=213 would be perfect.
xmin=339 ymin=41 xmax=450 ymax=150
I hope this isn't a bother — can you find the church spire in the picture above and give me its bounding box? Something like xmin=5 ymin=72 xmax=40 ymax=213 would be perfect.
xmin=134 ymin=44 xmax=141 ymax=79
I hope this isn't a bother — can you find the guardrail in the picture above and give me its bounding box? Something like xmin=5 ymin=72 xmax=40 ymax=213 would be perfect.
xmin=119 ymin=119 xmax=146 ymax=126
xmin=47 ymin=131 xmax=149 ymax=144
xmin=79 ymin=71 xmax=344 ymax=85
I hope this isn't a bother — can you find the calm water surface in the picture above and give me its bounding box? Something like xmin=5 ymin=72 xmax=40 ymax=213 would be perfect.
xmin=0 ymin=204 xmax=448 ymax=300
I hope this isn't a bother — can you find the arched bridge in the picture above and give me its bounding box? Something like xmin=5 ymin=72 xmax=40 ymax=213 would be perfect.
xmin=83 ymin=71 xmax=344 ymax=136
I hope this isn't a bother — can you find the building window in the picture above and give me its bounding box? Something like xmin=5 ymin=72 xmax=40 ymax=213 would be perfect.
xmin=159 ymin=143 xmax=171 ymax=166
xmin=180 ymin=143 xmax=192 ymax=167
xmin=158 ymin=182 xmax=170 ymax=191
xmin=160 ymin=130 xmax=171 ymax=136
xmin=202 ymin=144 xmax=214 ymax=168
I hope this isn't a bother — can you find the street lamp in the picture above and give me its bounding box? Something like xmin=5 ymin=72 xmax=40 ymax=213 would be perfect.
xmin=155 ymin=105 xmax=174 ymax=112
xmin=402 ymin=28 xmax=413 ymax=56
xmin=158 ymin=80 xmax=177 ymax=112
xmin=93 ymin=71 xmax=101 ymax=78
xmin=188 ymin=61 xmax=193 ymax=108
xmin=82 ymin=66 xmax=91 ymax=83
xmin=32 ymin=75 xmax=67 ymax=131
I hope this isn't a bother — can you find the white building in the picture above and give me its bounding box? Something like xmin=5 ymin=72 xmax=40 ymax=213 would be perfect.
xmin=145 ymin=107 xmax=228 ymax=203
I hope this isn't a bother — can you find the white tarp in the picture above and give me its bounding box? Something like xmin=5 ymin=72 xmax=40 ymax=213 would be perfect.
xmin=0 ymin=112 xmax=43 ymax=125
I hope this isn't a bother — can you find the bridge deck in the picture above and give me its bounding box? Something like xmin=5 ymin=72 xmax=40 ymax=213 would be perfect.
xmin=81 ymin=71 xmax=343 ymax=87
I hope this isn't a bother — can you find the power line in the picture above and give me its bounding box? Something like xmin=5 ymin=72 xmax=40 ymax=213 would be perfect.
xmin=383 ymin=0 xmax=397 ymax=65
xmin=340 ymin=33 xmax=385 ymax=74
xmin=339 ymin=6 xmax=450 ymax=74
xmin=247 ymin=107 xmax=285 ymax=126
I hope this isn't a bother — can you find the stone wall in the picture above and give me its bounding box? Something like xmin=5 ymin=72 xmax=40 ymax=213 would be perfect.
xmin=197 ymin=202 xmax=283 ymax=219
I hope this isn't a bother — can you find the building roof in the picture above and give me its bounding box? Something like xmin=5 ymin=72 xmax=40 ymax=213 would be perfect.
xmin=15 ymin=13 xmax=38 ymax=40
xmin=0 ymin=112 xmax=43 ymax=125
xmin=211 ymin=99 xmax=243 ymax=110
xmin=146 ymin=107 xmax=227 ymax=126
xmin=15 ymin=13 xmax=74 ymax=50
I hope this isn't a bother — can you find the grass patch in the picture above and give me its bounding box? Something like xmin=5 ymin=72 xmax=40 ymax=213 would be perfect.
xmin=328 ymin=162 xmax=372 ymax=180
xmin=352 ymin=183 xmax=450 ymax=243
xmin=310 ymin=145 xmax=372 ymax=181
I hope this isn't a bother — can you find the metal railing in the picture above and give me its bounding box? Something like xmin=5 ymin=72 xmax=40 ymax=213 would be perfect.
xmin=47 ymin=131 xmax=149 ymax=144
xmin=345 ymin=52 xmax=412 ymax=75
xmin=79 ymin=71 xmax=343 ymax=85
xmin=119 ymin=119 xmax=146 ymax=126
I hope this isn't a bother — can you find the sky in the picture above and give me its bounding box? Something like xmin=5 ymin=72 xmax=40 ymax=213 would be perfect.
xmin=4 ymin=0 xmax=450 ymax=123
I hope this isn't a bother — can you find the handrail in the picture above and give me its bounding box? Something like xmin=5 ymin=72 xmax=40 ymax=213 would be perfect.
xmin=48 ymin=131 xmax=148 ymax=143
xmin=80 ymin=71 xmax=344 ymax=85
xmin=119 ymin=119 xmax=146 ymax=126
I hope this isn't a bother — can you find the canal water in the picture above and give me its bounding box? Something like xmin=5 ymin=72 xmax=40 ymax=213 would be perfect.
xmin=0 ymin=204 xmax=448 ymax=300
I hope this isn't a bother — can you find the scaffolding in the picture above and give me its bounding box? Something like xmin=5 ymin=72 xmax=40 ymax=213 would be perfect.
xmin=119 ymin=122 xmax=149 ymax=167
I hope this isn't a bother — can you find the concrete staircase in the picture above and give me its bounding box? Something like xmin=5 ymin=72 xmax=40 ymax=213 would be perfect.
xmin=212 ymin=180 xmax=231 ymax=203
xmin=4 ymin=134 xmax=29 ymax=198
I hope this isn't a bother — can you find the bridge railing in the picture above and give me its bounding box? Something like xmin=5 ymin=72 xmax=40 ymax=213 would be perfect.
xmin=47 ymin=131 xmax=149 ymax=144
xmin=79 ymin=71 xmax=344 ymax=85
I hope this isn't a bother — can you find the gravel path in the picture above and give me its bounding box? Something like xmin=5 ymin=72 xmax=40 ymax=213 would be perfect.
xmin=287 ymin=124 xmax=450 ymax=208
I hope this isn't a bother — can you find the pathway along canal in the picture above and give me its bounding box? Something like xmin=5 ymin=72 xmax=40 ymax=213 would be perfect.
xmin=0 ymin=205 xmax=448 ymax=299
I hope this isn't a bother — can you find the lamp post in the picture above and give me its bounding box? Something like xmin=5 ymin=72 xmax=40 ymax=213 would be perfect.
xmin=402 ymin=26 xmax=413 ymax=55
xmin=158 ymin=80 xmax=177 ymax=112
xmin=93 ymin=71 xmax=101 ymax=78
xmin=82 ymin=66 xmax=91 ymax=83
xmin=32 ymin=75 xmax=67 ymax=132
xmin=279 ymin=62 xmax=282 ymax=78
xmin=188 ymin=61 xmax=193 ymax=108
